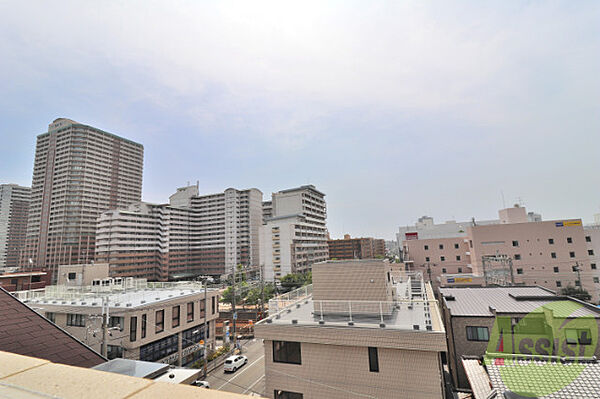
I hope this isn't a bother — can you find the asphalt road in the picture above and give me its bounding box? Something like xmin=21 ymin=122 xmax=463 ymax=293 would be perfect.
xmin=204 ymin=338 xmax=266 ymax=397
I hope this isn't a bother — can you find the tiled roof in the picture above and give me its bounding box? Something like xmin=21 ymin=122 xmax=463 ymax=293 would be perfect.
xmin=0 ymin=286 xmax=105 ymax=368
xmin=439 ymin=286 xmax=600 ymax=317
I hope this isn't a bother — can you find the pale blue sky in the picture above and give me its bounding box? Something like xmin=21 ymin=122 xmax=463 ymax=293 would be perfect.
xmin=1 ymin=1 xmax=599 ymax=239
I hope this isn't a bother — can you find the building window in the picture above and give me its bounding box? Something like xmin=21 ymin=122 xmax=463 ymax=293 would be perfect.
xmin=466 ymin=326 xmax=489 ymax=342
xmin=566 ymin=329 xmax=592 ymax=345
xmin=589 ymin=250 xmax=595 ymax=256
xmin=212 ymin=296 xmax=216 ymax=314
xmin=548 ymin=238 xmax=554 ymax=245
xmin=575 ymin=280 xmax=581 ymax=287
xmin=442 ymin=268 xmax=447 ymax=273
xmin=458 ymin=267 xmax=462 ymax=273
xmin=187 ymin=302 xmax=194 ymax=322
xmin=130 ymin=316 xmax=137 ymax=342
xmin=586 ymin=236 xmax=591 ymax=243
xmin=273 ymin=341 xmax=302 ymax=365
xmin=439 ymin=244 xmax=444 ymax=250
xmin=554 ymin=267 xmax=559 ymax=273
xmin=440 ymin=256 xmax=445 ymax=262
xmin=567 ymin=237 xmax=573 ymax=244
xmin=456 ymin=255 xmax=461 ymax=261
xmin=454 ymin=243 xmax=459 ymax=249
xmin=368 ymin=347 xmax=379 ymax=372
xmin=517 ymin=268 xmax=523 ymax=275
xmin=274 ymin=390 xmax=303 ymax=399
xmin=424 ymin=245 xmax=429 ymax=250
xmin=156 ymin=310 xmax=164 ymax=333
xmin=200 ymin=299 xmax=206 ymax=318
xmin=140 ymin=333 xmax=178 ymax=362
xmin=514 ymin=254 xmax=521 ymax=260
xmin=66 ymin=314 xmax=85 ymax=327
xmin=556 ymin=281 xmax=562 ymax=288
xmin=594 ymin=277 xmax=599 ymax=284
xmin=425 ymin=257 xmax=430 ymax=262
xmin=469 ymin=240 xmax=473 ymax=248
xmin=570 ymin=251 xmax=575 ymax=258
xmin=109 ymin=316 xmax=124 ymax=331
xmin=68 ymin=272 xmax=76 ymax=280
xmin=172 ymin=306 xmax=180 ymax=328
xmin=592 ymin=263 xmax=597 ymax=270
xmin=141 ymin=314 xmax=147 ymax=338
xmin=31 ymin=276 xmax=41 ymax=283
xmin=551 ymin=252 xmax=557 ymax=259
xmin=45 ymin=312 xmax=56 ymax=323
xmin=512 ymin=240 xmax=519 ymax=247
xmin=107 ymin=345 xmax=123 ymax=360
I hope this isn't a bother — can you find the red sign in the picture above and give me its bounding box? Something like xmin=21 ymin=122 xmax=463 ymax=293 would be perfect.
xmin=405 ymin=232 xmax=419 ymax=240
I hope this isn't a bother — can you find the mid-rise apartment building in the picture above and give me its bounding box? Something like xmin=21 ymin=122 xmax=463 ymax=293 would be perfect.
xmin=401 ymin=206 xmax=600 ymax=301
xmin=23 ymin=119 xmax=143 ymax=280
xmin=255 ymin=259 xmax=447 ymax=399
xmin=21 ymin=278 xmax=219 ymax=366
xmin=327 ymin=234 xmax=386 ymax=260
xmin=0 ymin=184 xmax=31 ymax=269
xmin=96 ymin=185 xmax=262 ymax=280
xmin=260 ymin=185 xmax=328 ymax=281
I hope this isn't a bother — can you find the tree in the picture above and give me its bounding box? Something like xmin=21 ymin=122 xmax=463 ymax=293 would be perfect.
xmin=280 ymin=272 xmax=312 ymax=291
xmin=560 ymin=285 xmax=592 ymax=302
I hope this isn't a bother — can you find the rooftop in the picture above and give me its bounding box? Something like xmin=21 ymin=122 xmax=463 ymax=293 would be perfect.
xmin=439 ymin=286 xmax=600 ymax=318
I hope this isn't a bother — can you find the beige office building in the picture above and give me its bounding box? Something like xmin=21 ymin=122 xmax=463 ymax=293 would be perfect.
xmin=22 ymin=119 xmax=143 ymax=281
xmin=0 ymin=184 xmax=31 ymax=270
xmin=255 ymin=259 xmax=447 ymax=399
xmin=260 ymin=185 xmax=328 ymax=281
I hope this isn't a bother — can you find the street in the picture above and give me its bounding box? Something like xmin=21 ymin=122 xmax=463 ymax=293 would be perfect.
xmin=204 ymin=338 xmax=266 ymax=397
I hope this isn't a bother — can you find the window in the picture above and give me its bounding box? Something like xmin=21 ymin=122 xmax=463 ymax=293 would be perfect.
xmin=425 ymin=257 xmax=430 ymax=262
xmin=586 ymin=236 xmax=591 ymax=243
xmin=442 ymin=268 xmax=447 ymax=273
xmin=567 ymin=237 xmax=573 ymax=244
xmin=458 ymin=267 xmax=462 ymax=273
xmin=570 ymin=251 xmax=575 ymax=258
xmin=592 ymin=263 xmax=597 ymax=270
xmin=274 ymin=390 xmax=303 ymax=399
xmin=469 ymin=240 xmax=473 ymax=248
xmin=107 ymin=345 xmax=123 ymax=360
xmin=454 ymin=243 xmax=459 ymax=249
xmin=594 ymin=277 xmax=599 ymax=284
xmin=368 ymin=347 xmax=379 ymax=372
xmin=565 ymin=329 xmax=592 ymax=345
xmin=556 ymin=281 xmax=562 ymax=287
xmin=517 ymin=268 xmax=523 ymax=275
xmin=109 ymin=316 xmax=124 ymax=331
xmin=212 ymin=296 xmax=216 ymax=314
xmin=456 ymin=255 xmax=461 ymax=261
xmin=200 ymin=299 xmax=206 ymax=318
xmin=67 ymin=314 xmax=85 ymax=327
xmin=141 ymin=314 xmax=147 ymax=338
xmin=187 ymin=302 xmax=194 ymax=322
xmin=273 ymin=341 xmax=302 ymax=364
xmin=548 ymin=238 xmax=554 ymax=245
xmin=156 ymin=310 xmax=164 ymax=333
xmin=589 ymin=250 xmax=595 ymax=256
xmin=45 ymin=312 xmax=56 ymax=323
xmin=439 ymin=244 xmax=444 ymax=250
xmin=31 ymin=276 xmax=41 ymax=283
xmin=554 ymin=267 xmax=559 ymax=273
xmin=68 ymin=272 xmax=76 ymax=280
xmin=130 ymin=316 xmax=137 ymax=342
xmin=551 ymin=252 xmax=557 ymax=259
xmin=514 ymin=254 xmax=521 ymax=260
xmin=512 ymin=240 xmax=519 ymax=247
xmin=424 ymin=245 xmax=429 ymax=250
xmin=575 ymin=280 xmax=581 ymax=287
xmin=440 ymin=256 xmax=445 ymax=262
xmin=466 ymin=326 xmax=489 ymax=341
xmin=140 ymin=333 xmax=178 ymax=362
xmin=172 ymin=306 xmax=180 ymax=328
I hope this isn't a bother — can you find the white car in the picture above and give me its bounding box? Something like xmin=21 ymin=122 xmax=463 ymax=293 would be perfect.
xmin=223 ymin=355 xmax=248 ymax=372
xmin=192 ymin=380 xmax=210 ymax=389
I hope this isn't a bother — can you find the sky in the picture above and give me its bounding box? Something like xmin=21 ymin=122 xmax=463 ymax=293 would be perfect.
xmin=1 ymin=1 xmax=599 ymax=240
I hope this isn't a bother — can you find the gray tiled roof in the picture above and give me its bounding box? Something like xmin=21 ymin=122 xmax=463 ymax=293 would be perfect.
xmin=439 ymin=286 xmax=600 ymax=318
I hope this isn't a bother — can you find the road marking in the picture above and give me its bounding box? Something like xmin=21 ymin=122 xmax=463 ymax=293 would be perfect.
xmin=242 ymin=375 xmax=265 ymax=394
xmin=216 ymin=355 xmax=265 ymax=390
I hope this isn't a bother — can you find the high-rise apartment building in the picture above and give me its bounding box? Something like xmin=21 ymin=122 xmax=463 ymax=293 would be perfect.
xmin=96 ymin=185 xmax=262 ymax=280
xmin=327 ymin=234 xmax=386 ymax=260
xmin=260 ymin=185 xmax=328 ymax=281
xmin=23 ymin=119 xmax=143 ymax=280
xmin=0 ymin=184 xmax=31 ymax=270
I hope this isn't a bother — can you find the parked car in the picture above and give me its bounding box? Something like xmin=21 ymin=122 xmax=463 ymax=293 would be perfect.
xmin=192 ymin=380 xmax=210 ymax=389
xmin=223 ymin=355 xmax=248 ymax=372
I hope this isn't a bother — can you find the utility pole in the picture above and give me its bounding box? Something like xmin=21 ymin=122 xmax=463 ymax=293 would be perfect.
xmin=232 ymin=264 xmax=237 ymax=350
xmin=260 ymin=263 xmax=265 ymax=318
xmin=203 ymin=278 xmax=208 ymax=379
xmin=101 ymin=297 xmax=109 ymax=358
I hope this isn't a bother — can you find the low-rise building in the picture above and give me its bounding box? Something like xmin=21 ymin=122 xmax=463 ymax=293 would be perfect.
xmin=327 ymin=234 xmax=386 ymax=260
xmin=255 ymin=259 xmax=447 ymax=399
xmin=20 ymin=279 xmax=220 ymax=367
xmin=0 ymin=270 xmax=50 ymax=292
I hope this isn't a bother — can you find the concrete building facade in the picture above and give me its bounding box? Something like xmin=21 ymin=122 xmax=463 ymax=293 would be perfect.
xmin=260 ymin=185 xmax=328 ymax=281
xmin=0 ymin=184 xmax=31 ymax=270
xmin=22 ymin=119 xmax=143 ymax=281
xmin=327 ymin=234 xmax=386 ymax=260
xmin=255 ymin=260 xmax=447 ymax=399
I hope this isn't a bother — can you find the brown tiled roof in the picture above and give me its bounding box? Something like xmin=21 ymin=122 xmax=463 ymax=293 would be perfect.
xmin=0 ymin=286 xmax=105 ymax=367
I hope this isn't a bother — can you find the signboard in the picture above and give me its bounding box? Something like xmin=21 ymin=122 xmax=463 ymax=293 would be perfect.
xmin=556 ymin=220 xmax=582 ymax=227
xmin=405 ymin=232 xmax=419 ymax=240
xmin=455 ymin=277 xmax=473 ymax=283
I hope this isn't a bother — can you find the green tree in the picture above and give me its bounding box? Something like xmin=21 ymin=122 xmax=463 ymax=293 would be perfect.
xmin=560 ymin=285 xmax=592 ymax=302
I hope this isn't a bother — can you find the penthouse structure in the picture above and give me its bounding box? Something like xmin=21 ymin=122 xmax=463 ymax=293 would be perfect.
xmin=401 ymin=206 xmax=600 ymax=301
xmin=0 ymin=184 xmax=31 ymax=270
xmin=327 ymin=234 xmax=386 ymax=260
xmin=20 ymin=277 xmax=220 ymax=366
xmin=260 ymin=185 xmax=328 ymax=281
xmin=255 ymin=259 xmax=447 ymax=399
xmin=22 ymin=119 xmax=143 ymax=280
xmin=95 ymin=185 xmax=262 ymax=280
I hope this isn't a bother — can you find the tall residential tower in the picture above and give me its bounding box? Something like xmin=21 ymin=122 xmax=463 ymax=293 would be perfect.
xmin=0 ymin=184 xmax=31 ymax=270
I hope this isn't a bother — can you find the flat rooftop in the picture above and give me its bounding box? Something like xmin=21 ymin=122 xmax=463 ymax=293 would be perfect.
xmin=440 ymin=286 xmax=600 ymax=318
